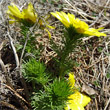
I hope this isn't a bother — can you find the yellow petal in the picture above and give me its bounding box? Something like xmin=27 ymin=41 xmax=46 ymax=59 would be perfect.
xmin=61 ymin=11 xmax=70 ymax=23
xmin=51 ymin=12 xmax=70 ymax=27
xmin=80 ymin=93 xmax=91 ymax=107
xmin=97 ymin=27 xmax=104 ymax=31
xmin=7 ymin=3 xmax=23 ymax=18
xmin=46 ymin=25 xmax=55 ymax=29
xmin=65 ymin=91 xmax=91 ymax=110
xmin=38 ymin=19 xmax=43 ymax=26
xmin=68 ymin=73 xmax=75 ymax=88
xmin=9 ymin=20 xmax=16 ymax=24
xmin=68 ymin=13 xmax=75 ymax=24
xmin=68 ymin=91 xmax=91 ymax=107
xmin=22 ymin=3 xmax=37 ymax=23
xmin=65 ymin=102 xmax=84 ymax=110
xmin=51 ymin=12 xmax=62 ymax=21
xmin=85 ymin=28 xmax=106 ymax=37
xmin=45 ymin=29 xmax=51 ymax=39
xmin=7 ymin=13 xmax=16 ymax=20
xmin=51 ymin=11 xmax=106 ymax=37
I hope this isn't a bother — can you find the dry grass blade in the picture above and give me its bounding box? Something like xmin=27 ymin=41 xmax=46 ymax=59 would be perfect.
xmin=4 ymin=84 xmax=29 ymax=105
xmin=7 ymin=31 xmax=20 ymax=68
xmin=104 ymin=97 xmax=110 ymax=110
xmin=0 ymin=101 xmax=18 ymax=110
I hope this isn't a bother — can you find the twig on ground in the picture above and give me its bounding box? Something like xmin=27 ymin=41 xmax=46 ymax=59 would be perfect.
xmin=104 ymin=97 xmax=110 ymax=110
xmin=4 ymin=83 xmax=29 ymax=104
xmin=0 ymin=101 xmax=18 ymax=110
xmin=95 ymin=98 xmax=98 ymax=110
xmin=64 ymin=0 xmax=87 ymax=20
xmin=1 ymin=82 xmax=30 ymax=110
xmin=63 ymin=8 xmax=95 ymax=20
xmin=7 ymin=31 xmax=20 ymax=68
xmin=88 ymin=0 xmax=110 ymax=9
xmin=89 ymin=10 xmax=104 ymax=27
xmin=89 ymin=0 xmax=110 ymax=27
xmin=19 ymin=32 xmax=30 ymax=68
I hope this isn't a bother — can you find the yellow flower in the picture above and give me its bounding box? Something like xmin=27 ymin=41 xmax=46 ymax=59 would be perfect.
xmin=65 ymin=91 xmax=91 ymax=110
xmin=65 ymin=73 xmax=91 ymax=110
xmin=51 ymin=11 xmax=106 ymax=37
xmin=7 ymin=3 xmax=24 ymax=19
xmin=7 ymin=3 xmax=24 ymax=23
xmin=7 ymin=3 xmax=54 ymax=38
xmin=22 ymin=3 xmax=37 ymax=23
xmin=7 ymin=3 xmax=37 ymax=23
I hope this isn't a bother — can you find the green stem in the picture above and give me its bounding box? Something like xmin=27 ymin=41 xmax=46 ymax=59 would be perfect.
xmin=59 ymin=40 xmax=75 ymax=77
